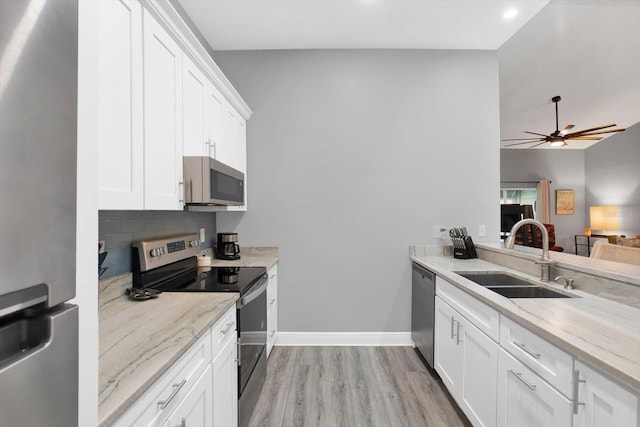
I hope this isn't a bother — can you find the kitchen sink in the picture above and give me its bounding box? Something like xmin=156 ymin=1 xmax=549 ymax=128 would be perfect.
xmin=455 ymin=272 xmax=535 ymax=287
xmin=486 ymin=286 xmax=571 ymax=299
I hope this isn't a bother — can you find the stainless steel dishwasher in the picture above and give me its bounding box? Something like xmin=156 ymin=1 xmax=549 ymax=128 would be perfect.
xmin=411 ymin=263 xmax=436 ymax=368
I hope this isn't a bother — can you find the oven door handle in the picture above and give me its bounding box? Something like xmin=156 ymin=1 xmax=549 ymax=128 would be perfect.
xmin=238 ymin=274 xmax=268 ymax=308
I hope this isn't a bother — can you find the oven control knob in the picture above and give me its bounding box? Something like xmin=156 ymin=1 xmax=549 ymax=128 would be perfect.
xmin=161 ymin=247 xmax=166 ymax=255
xmin=150 ymin=249 xmax=157 ymax=257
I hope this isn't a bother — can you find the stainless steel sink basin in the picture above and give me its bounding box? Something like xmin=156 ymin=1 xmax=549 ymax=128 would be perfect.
xmin=486 ymin=286 xmax=571 ymax=299
xmin=455 ymin=271 xmax=575 ymax=299
xmin=455 ymin=272 xmax=534 ymax=287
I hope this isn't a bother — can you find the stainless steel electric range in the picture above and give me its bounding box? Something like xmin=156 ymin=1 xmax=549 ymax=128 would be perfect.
xmin=132 ymin=233 xmax=267 ymax=427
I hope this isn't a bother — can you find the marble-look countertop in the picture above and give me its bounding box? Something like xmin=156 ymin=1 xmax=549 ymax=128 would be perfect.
xmin=410 ymin=251 xmax=640 ymax=393
xmin=98 ymin=274 xmax=239 ymax=426
xmin=208 ymin=246 xmax=279 ymax=269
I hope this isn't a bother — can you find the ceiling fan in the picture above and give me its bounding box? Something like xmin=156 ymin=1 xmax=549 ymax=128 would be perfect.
xmin=502 ymin=96 xmax=626 ymax=148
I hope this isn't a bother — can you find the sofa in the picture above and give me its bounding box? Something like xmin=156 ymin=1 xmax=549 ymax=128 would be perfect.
xmin=591 ymin=240 xmax=640 ymax=265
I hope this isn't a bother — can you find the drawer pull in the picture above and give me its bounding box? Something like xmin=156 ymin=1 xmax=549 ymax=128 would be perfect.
xmin=158 ymin=379 xmax=187 ymax=410
xmin=513 ymin=340 xmax=541 ymax=359
xmin=510 ymin=370 xmax=537 ymax=391
xmin=450 ymin=316 xmax=456 ymax=339
xmin=456 ymin=322 xmax=463 ymax=345
xmin=269 ymin=298 xmax=276 ymax=305
xmin=175 ymin=418 xmax=187 ymax=427
xmin=220 ymin=322 xmax=233 ymax=335
xmin=269 ymin=274 xmax=276 ymax=279
xmin=269 ymin=330 xmax=276 ymax=338
xmin=572 ymin=369 xmax=586 ymax=414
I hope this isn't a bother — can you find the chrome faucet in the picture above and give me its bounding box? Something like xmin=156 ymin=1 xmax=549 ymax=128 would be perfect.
xmin=505 ymin=219 xmax=554 ymax=282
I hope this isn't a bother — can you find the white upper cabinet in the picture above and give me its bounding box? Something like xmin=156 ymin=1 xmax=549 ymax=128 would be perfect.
xmin=143 ymin=9 xmax=184 ymax=210
xmin=96 ymin=0 xmax=144 ymax=210
xmin=92 ymin=0 xmax=251 ymax=211
xmin=182 ymin=55 xmax=209 ymax=158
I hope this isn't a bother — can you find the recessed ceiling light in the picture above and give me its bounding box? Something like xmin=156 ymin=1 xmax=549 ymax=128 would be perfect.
xmin=503 ymin=8 xmax=519 ymax=20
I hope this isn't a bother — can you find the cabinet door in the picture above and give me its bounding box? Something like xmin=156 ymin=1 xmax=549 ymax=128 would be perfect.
xmin=458 ymin=314 xmax=499 ymax=427
xmin=96 ymin=0 xmax=144 ymax=209
xmin=143 ymin=9 xmax=183 ymax=210
xmin=207 ymin=83 xmax=224 ymax=160
xmin=182 ymin=55 xmax=208 ymax=157
xmin=212 ymin=332 xmax=238 ymax=427
xmin=574 ymin=361 xmax=639 ymax=427
xmin=497 ymin=349 xmax=572 ymax=427
xmin=166 ymin=364 xmax=213 ymax=427
xmin=434 ymin=297 xmax=462 ymax=398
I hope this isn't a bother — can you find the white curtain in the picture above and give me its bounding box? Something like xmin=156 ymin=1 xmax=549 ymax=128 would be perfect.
xmin=536 ymin=179 xmax=551 ymax=224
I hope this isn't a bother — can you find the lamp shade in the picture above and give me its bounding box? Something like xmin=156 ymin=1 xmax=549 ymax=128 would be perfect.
xmin=589 ymin=206 xmax=619 ymax=232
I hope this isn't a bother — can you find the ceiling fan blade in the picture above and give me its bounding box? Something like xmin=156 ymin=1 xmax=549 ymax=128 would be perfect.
xmin=529 ymin=141 xmax=549 ymax=148
xmin=504 ymin=139 xmax=545 ymax=147
xmin=501 ymin=138 xmax=545 ymax=141
xmin=570 ymin=128 xmax=626 ymax=136
xmin=524 ymin=131 xmax=550 ymax=137
xmin=567 ymin=136 xmax=603 ymax=141
xmin=559 ymin=124 xmax=575 ymax=135
xmin=566 ymin=123 xmax=616 ymax=137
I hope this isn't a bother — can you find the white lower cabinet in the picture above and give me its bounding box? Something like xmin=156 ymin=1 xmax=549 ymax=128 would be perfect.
xmin=211 ymin=312 xmax=238 ymax=427
xmin=434 ymin=296 xmax=498 ymax=427
xmin=266 ymin=264 xmax=278 ymax=358
xmin=165 ymin=365 xmax=213 ymax=427
xmin=112 ymin=305 xmax=238 ymax=427
xmin=497 ymin=348 xmax=572 ymax=427
xmin=574 ymin=361 xmax=639 ymax=427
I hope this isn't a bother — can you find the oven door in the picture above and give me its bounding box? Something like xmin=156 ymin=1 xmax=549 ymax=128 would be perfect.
xmin=237 ymin=275 xmax=267 ymax=395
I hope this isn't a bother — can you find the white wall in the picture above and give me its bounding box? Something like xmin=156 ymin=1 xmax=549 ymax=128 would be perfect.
xmin=215 ymin=50 xmax=500 ymax=333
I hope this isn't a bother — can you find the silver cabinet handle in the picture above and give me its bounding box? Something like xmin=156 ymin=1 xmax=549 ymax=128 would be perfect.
xmin=269 ymin=330 xmax=276 ymax=338
xmin=237 ymin=338 xmax=241 ymax=366
xmin=509 ymin=370 xmax=537 ymax=391
xmin=450 ymin=316 xmax=456 ymax=339
xmin=175 ymin=418 xmax=186 ymax=427
xmin=178 ymin=181 xmax=184 ymax=203
xmin=513 ymin=340 xmax=541 ymax=359
xmin=269 ymin=298 xmax=276 ymax=305
xmin=573 ymin=369 xmax=586 ymax=414
xmin=220 ymin=322 xmax=233 ymax=335
xmin=456 ymin=321 xmax=463 ymax=345
xmin=158 ymin=379 xmax=187 ymax=409
xmin=269 ymin=274 xmax=276 ymax=280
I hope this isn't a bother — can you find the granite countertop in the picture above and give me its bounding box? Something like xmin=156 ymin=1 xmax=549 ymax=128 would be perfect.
xmin=410 ymin=251 xmax=640 ymax=393
xmin=209 ymin=246 xmax=279 ymax=270
xmin=98 ymin=274 xmax=239 ymax=427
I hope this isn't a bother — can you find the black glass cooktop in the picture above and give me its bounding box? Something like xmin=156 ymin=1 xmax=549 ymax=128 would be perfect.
xmin=134 ymin=254 xmax=267 ymax=295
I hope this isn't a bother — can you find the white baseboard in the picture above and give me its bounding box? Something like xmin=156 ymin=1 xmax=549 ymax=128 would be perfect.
xmin=275 ymin=332 xmax=413 ymax=347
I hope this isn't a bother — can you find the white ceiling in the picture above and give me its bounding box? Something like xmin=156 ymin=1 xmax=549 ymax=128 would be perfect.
xmin=176 ymin=0 xmax=550 ymax=50
xmin=176 ymin=0 xmax=640 ymax=150
xmin=498 ymin=0 xmax=640 ymax=149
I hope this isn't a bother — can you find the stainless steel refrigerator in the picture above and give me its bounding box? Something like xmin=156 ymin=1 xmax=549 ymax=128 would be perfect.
xmin=0 ymin=0 xmax=79 ymax=425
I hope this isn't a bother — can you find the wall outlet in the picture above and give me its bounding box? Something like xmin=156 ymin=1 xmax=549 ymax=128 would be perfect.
xmin=199 ymin=227 xmax=206 ymax=242
xmin=478 ymin=225 xmax=486 ymax=237
xmin=433 ymin=225 xmax=447 ymax=238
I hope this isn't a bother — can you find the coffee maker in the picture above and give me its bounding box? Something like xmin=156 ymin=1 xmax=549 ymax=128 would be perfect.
xmin=215 ymin=232 xmax=241 ymax=260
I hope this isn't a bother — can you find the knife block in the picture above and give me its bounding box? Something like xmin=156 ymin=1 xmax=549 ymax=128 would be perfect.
xmin=452 ymin=236 xmax=478 ymax=259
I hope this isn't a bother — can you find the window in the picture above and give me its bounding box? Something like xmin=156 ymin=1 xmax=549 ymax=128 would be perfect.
xmin=500 ymin=188 xmax=537 ymax=207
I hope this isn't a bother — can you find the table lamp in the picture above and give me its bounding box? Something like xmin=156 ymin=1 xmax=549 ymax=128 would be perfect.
xmin=589 ymin=206 xmax=619 ymax=234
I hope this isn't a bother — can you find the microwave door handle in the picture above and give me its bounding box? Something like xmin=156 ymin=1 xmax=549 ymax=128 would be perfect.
xmin=238 ymin=275 xmax=268 ymax=308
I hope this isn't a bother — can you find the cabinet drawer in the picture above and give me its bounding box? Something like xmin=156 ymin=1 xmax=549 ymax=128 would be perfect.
xmin=500 ymin=316 xmax=573 ymax=398
xmin=112 ymin=331 xmax=212 ymax=427
xmin=436 ymin=276 xmax=500 ymax=341
xmin=211 ymin=305 xmax=237 ymax=358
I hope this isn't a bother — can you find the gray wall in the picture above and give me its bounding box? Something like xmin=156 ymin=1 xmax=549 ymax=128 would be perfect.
xmin=215 ymin=50 xmax=500 ymax=333
xmin=99 ymin=211 xmax=216 ymax=277
xmin=585 ymin=121 xmax=640 ymax=236
xmin=500 ymin=149 xmax=586 ymax=253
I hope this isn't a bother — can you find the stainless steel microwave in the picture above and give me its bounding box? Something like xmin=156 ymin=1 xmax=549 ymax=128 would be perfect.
xmin=183 ymin=156 xmax=244 ymax=206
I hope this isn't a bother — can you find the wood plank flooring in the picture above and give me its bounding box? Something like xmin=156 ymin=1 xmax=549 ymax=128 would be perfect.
xmin=248 ymin=347 xmax=471 ymax=427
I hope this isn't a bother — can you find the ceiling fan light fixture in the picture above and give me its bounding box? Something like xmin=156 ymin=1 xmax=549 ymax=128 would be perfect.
xmin=550 ymin=140 xmax=566 ymax=147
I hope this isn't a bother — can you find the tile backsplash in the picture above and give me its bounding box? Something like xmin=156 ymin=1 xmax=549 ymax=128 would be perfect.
xmin=99 ymin=210 xmax=216 ymax=278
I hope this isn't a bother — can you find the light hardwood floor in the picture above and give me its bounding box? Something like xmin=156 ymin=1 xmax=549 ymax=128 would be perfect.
xmin=248 ymin=346 xmax=471 ymax=427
